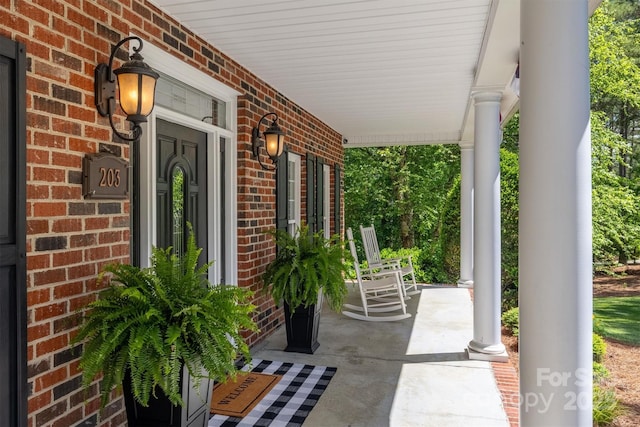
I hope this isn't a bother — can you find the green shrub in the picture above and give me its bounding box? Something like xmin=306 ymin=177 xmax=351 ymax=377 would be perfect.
xmin=420 ymin=242 xmax=451 ymax=284
xmin=593 ymin=333 xmax=607 ymax=363
xmin=501 ymin=307 xmax=519 ymax=337
xmin=379 ymin=247 xmax=427 ymax=282
xmin=593 ymin=362 xmax=610 ymax=383
xmin=593 ymin=385 xmax=623 ymax=426
xmin=501 ymin=285 xmax=518 ymax=312
xmin=438 ymin=174 xmax=461 ymax=283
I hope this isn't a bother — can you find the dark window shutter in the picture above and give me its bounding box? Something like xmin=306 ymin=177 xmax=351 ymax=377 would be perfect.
xmin=0 ymin=36 xmax=27 ymax=427
xmin=316 ymin=157 xmax=325 ymax=234
xmin=275 ymin=149 xmax=289 ymax=231
xmin=334 ymin=164 xmax=341 ymax=236
xmin=306 ymin=153 xmax=316 ymax=231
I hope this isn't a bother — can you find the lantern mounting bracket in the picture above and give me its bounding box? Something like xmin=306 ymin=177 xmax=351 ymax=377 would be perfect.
xmin=251 ymin=112 xmax=285 ymax=170
xmin=94 ymin=36 xmax=158 ymax=142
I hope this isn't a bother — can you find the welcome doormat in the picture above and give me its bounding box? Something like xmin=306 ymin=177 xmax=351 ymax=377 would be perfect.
xmin=208 ymin=359 xmax=337 ymax=427
xmin=211 ymin=372 xmax=282 ymax=417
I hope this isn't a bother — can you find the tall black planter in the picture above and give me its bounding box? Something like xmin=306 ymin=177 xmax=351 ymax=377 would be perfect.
xmin=123 ymin=365 xmax=214 ymax=427
xmin=283 ymin=297 xmax=322 ymax=354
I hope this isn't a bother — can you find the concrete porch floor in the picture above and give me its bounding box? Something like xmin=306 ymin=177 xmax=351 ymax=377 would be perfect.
xmin=250 ymin=285 xmax=514 ymax=427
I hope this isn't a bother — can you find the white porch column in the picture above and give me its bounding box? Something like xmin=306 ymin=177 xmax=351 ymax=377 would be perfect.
xmin=468 ymin=91 xmax=506 ymax=361
xmin=458 ymin=142 xmax=474 ymax=288
xmin=519 ymin=0 xmax=592 ymax=425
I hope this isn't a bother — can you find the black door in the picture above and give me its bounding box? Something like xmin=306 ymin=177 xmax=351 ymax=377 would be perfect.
xmin=156 ymin=119 xmax=208 ymax=261
xmin=0 ymin=36 xmax=27 ymax=427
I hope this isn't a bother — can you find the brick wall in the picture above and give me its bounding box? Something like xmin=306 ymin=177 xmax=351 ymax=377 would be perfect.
xmin=1 ymin=1 xmax=344 ymax=426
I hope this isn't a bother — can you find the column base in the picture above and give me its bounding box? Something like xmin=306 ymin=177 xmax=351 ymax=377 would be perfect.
xmin=467 ymin=340 xmax=508 ymax=362
xmin=457 ymin=279 xmax=474 ymax=288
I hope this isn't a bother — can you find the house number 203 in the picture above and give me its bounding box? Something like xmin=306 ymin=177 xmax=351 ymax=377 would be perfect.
xmin=83 ymin=153 xmax=129 ymax=199
xmin=99 ymin=167 xmax=121 ymax=187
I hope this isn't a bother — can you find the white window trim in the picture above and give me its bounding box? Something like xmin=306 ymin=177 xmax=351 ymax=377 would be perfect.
xmin=288 ymin=152 xmax=301 ymax=235
xmin=134 ymin=38 xmax=239 ymax=285
xmin=323 ymin=164 xmax=331 ymax=239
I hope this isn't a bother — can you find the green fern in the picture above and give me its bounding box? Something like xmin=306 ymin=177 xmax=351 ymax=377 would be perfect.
xmin=262 ymin=223 xmax=352 ymax=312
xmin=73 ymin=230 xmax=258 ymax=408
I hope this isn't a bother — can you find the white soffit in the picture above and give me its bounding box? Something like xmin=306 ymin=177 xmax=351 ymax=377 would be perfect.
xmin=150 ymin=0 xmax=523 ymax=147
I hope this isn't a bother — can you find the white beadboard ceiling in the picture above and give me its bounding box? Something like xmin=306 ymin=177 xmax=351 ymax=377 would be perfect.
xmin=148 ymin=0 xmax=596 ymax=148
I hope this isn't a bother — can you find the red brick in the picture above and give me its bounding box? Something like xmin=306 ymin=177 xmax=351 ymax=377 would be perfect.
xmin=35 ymin=334 xmax=69 ymax=359
xmin=51 ymin=218 xmax=82 ymax=234
xmin=33 ymin=202 xmax=67 ymax=217
xmin=68 ymin=263 xmax=96 ymax=280
xmin=98 ymin=231 xmax=122 ymax=244
xmin=51 ymin=16 xmax=82 ymax=41
xmin=33 ymin=302 xmax=67 ymax=323
xmin=51 ymin=185 xmax=82 ymax=200
xmin=68 ymin=104 xmax=96 ymax=122
xmin=27 ymin=288 xmax=51 ymax=306
xmin=52 ymin=249 xmax=83 ymax=267
xmin=69 ymin=137 xmax=96 ymax=153
xmin=32 ymin=0 xmax=65 ymax=15
xmin=84 ymin=217 xmax=110 ymax=230
xmin=27 ymin=75 xmax=50 ymax=95
xmin=84 ymin=124 xmax=110 ymax=141
xmin=28 ymin=323 xmax=51 ymax=341
xmin=17 ymin=2 xmax=50 ymax=25
xmin=84 ymin=246 xmax=111 ymax=262
xmin=34 ymin=60 xmax=69 ymax=83
xmin=69 ymin=233 xmax=97 ymax=248
xmin=69 ymin=294 xmax=94 ymax=312
xmin=34 ymin=366 xmax=67 ymax=392
xmin=33 ymin=132 xmax=66 ymax=149
xmin=33 ymin=269 xmax=66 ymax=287
xmin=28 ymin=390 xmax=52 ymax=413
xmin=33 ymin=167 xmax=65 ymax=183
xmin=28 ymin=219 xmax=50 ymax=235
xmin=67 ymin=7 xmax=94 ymax=30
xmin=27 ymin=253 xmax=50 ymax=270
xmin=0 ymin=9 xmax=29 ymax=35
xmin=52 ymin=407 xmax=84 ymax=427
xmin=110 ymin=243 xmax=130 ymax=258
xmin=28 ymin=184 xmax=50 ymax=200
xmin=51 ymin=117 xmax=81 ymax=135
xmin=51 ymin=218 xmax=82 ymax=232
xmin=51 ymin=151 xmax=82 ymax=168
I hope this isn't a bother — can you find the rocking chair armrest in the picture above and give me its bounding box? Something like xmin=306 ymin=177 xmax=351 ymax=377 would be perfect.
xmin=360 ymin=266 xmax=399 ymax=279
xmin=382 ymin=254 xmax=413 ymax=264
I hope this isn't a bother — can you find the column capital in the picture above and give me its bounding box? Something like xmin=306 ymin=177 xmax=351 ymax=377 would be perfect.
xmin=471 ymin=90 xmax=503 ymax=104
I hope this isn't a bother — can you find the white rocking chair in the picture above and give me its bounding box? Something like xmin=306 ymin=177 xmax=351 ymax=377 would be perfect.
xmin=342 ymin=228 xmax=411 ymax=322
xmin=359 ymin=224 xmax=420 ymax=297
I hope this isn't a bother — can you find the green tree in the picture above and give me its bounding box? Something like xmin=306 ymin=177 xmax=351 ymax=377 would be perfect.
xmin=500 ymin=148 xmax=519 ymax=310
xmin=592 ymin=111 xmax=640 ymax=265
xmin=344 ymin=145 xmax=459 ymax=248
xmin=344 ymin=144 xmax=460 ymax=281
xmin=590 ymin=1 xmax=640 ymax=264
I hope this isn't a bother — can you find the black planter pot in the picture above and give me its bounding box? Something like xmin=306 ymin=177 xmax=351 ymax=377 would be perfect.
xmin=283 ymin=296 xmax=322 ymax=354
xmin=123 ymin=366 xmax=214 ymax=427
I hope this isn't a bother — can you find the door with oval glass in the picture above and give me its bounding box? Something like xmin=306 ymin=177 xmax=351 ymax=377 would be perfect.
xmin=156 ymin=119 xmax=207 ymax=262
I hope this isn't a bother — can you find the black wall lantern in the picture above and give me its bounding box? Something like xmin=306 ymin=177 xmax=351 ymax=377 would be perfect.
xmin=95 ymin=36 xmax=159 ymax=141
xmin=252 ymin=112 xmax=285 ymax=170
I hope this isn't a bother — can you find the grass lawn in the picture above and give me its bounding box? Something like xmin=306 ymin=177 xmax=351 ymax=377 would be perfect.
xmin=593 ymin=296 xmax=640 ymax=345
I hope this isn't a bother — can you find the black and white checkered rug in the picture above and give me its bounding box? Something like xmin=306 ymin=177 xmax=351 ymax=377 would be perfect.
xmin=209 ymin=359 xmax=337 ymax=427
